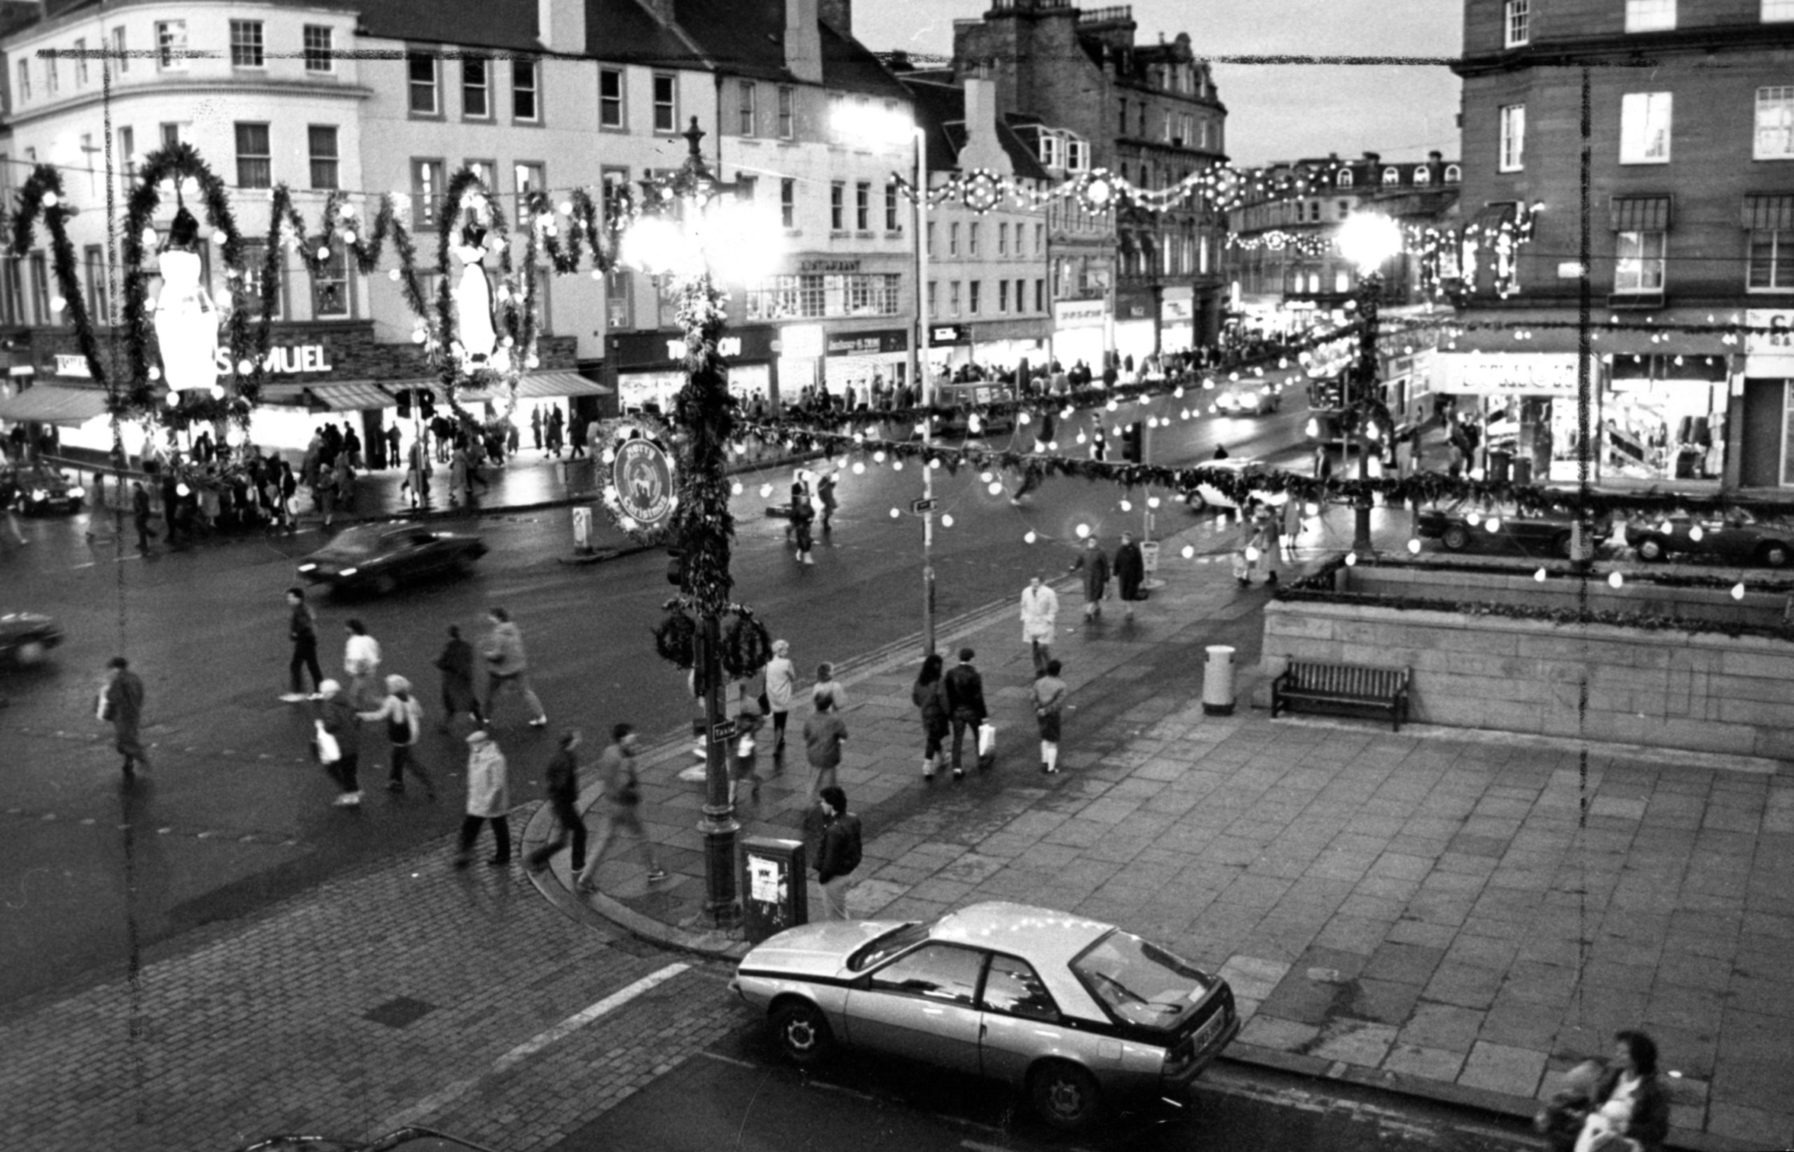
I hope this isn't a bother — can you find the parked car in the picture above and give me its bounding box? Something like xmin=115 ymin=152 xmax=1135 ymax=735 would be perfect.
xmin=731 ymin=900 xmax=1239 ymax=1132
xmin=1181 ymin=457 xmax=1269 ymax=513
xmin=3 ymin=464 xmax=85 ymax=514
xmin=1416 ymin=497 xmax=1600 ymax=558
xmin=1626 ymin=509 xmax=1794 ymax=567
xmin=0 ymin=611 xmax=63 ymax=665
xmin=296 ymin=525 xmax=486 ymax=595
xmin=1212 ymin=383 xmax=1281 ymax=416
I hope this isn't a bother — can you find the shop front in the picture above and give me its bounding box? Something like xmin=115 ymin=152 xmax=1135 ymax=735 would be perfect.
xmin=609 ymin=326 xmax=776 ymax=416
xmin=1160 ymin=286 xmax=1194 ymax=355
xmin=822 ymin=327 xmax=909 ymax=406
xmin=927 ymin=322 xmax=970 ymax=378
xmin=1737 ymin=308 xmax=1794 ymax=489
xmin=964 ymin=318 xmax=1048 ymax=377
xmin=1051 ymin=298 xmax=1109 ymax=372
xmin=1435 ymin=351 xmax=1589 ymax=483
xmin=1112 ymin=288 xmax=1156 ymax=366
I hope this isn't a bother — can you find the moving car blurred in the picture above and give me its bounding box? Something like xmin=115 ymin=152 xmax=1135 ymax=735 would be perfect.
xmin=1212 ymin=382 xmax=1281 ymax=416
xmin=1417 ymin=497 xmax=1600 ymax=558
xmin=2 ymin=463 xmax=85 ymax=514
xmin=1626 ymin=509 xmax=1794 ymax=567
xmin=228 ymin=1128 xmax=497 ymax=1152
xmin=731 ymin=900 xmax=1239 ymax=1132
xmin=297 ymin=524 xmax=486 ymax=595
xmin=0 ymin=612 xmax=63 ymax=666
xmin=1181 ymin=457 xmax=1269 ymax=513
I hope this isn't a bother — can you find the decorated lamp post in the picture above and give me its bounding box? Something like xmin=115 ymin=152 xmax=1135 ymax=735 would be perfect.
xmin=620 ymin=119 xmax=781 ymax=926
xmin=1335 ymin=211 xmax=1403 ymax=557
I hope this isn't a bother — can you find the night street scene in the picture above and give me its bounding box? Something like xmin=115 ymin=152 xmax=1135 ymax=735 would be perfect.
xmin=0 ymin=0 xmax=1791 ymax=1149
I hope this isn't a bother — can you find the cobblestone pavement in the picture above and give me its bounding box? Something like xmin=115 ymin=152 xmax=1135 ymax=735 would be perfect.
xmin=533 ymin=521 xmax=1794 ymax=1152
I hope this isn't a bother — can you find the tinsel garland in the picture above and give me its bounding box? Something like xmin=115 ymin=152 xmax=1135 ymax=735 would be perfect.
xmin=668 ymin=272 xmax=738 ymax=617
xmin=10 ymin=166 xmax=109 ymax=399
xmin=650 ymin=601 xmax=772 ymax=679
xmin=433 ymin=168 xmax=533 ymax=420
xmin=652 ymin=603 xmax=698 ymax=669
xmin=264 ymin=186 xmax=429 ymax=363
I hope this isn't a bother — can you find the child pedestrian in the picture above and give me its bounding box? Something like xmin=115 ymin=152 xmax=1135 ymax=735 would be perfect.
xmin=358 ymin=674 xmax=434 ymax=798
xmin=731 ymin=699 xmax=764 ymax=806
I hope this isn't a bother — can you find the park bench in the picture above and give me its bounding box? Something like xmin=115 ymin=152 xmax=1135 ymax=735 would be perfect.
xmin=1270 ymin=660 xmax=1411 ymax=732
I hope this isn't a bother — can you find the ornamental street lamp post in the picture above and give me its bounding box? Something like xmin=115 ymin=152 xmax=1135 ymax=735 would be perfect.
xmin=1336 ymin=212 xmax=1403 ymax=557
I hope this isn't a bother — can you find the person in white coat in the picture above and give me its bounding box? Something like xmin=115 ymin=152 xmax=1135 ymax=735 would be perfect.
xmin=764 ymin=639 xmax=797 ymax=758
xmin=456 ymin=727 xmax=511 ymax=867
xmin=1019 ymin=576 xmax=1060 ymax=675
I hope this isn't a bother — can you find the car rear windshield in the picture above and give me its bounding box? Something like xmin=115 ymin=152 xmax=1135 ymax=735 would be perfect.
xmin=314 ymin=526 xmax=383 ymax=557
xmin=1071 ymin=930 xmax=1213 ymax=1032
xmin=848 ymin=922 xmax=926 ymax=972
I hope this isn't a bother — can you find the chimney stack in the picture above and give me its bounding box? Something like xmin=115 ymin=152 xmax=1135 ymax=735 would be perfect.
xmin=785 ymin=0 xmax=823 ymax=84
xmin=819 ymin=0 xmax=851 ymax=33
xmin=537 ymin=0 xmax=587 ymax=52
xmin=959 ymin=77 xmax=1010 ymax=175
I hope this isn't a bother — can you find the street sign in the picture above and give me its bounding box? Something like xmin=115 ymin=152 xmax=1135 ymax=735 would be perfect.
xmin=709 ymin=718 xmax=737 ymax=744
xmin=909 ymin=497 xmax=938 ymax=514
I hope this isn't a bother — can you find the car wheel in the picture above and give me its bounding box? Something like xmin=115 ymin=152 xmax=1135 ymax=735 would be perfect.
xmin=14 ymin=640 xmax=47 ymax=665
xmin=1029 ymin=1060 xmax=1102 ymax=1132
xmin=1636 ymin=536 xmax=1667 ymax=562
xmin=770 ymin=1000 xmax=834 ymax=1068
xmin=372 ymin=574 xmax=398 ymax=596
xmin=1759 ymin=542 xmax=1791 ymax=568
xmin=1441 ymin=524 xmax=1470 ymax=551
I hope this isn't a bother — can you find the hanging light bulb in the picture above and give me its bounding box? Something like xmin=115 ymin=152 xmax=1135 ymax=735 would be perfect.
xmin=1731 ymin=581 xmax=1746 ymax=601
xmin=1181 ymin=544 xmax=1195 ymax=559
xmin=852 ymin=461 xmax=866 ymax=475
xmin=1607 ymin=571 xmax=1624 ymax=589
xmin=1407 ymin=538 xmax=1421 ymax=554
xmin=1147 ymin=496 xmax=1161 ymax=509
xmin=1484 ymin=516 xmax=1502 ymax=533
xmin=893 ymin=459 xmax=904 ymax=471
xmin=979 ymin=470 xmax=994 ymax=484
xmin=731 ymin=481 xmax=744 ymax=496
xmin=759 ymin=483 xmax=773 ymax=498
xmin=1024 ymin=529 xmax=1038 ymax=544
xmin=889 ymin=507 xmax=902 ymax=519
xmin=988 ymin=481 xmax=1004 ymax=496
xmin=941 ymin=514 xmax=955 ymax=528
xmin=1120 ymin=499 xmax=1133 ymax=512
xmin=1688 ymin=524 xmax=1704 ymax=543
xmin=1344 ymin=551 xmax=1359 ymax=566
xmin=1534 ymin=567 xmax=1548 ymax=583
xmin=1075 ymin=523 xmax=1091 ymax=539
xmin=873 ymin=450 xmax=886 ymax=463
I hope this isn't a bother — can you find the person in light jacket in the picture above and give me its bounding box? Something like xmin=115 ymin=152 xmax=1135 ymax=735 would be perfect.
xmin=480 ymin=607 xmax=548 ymax=728
xmin=764 ymin=639 xmax=796 ymax=757
xmin=456 ymin=727 xmax=511 ymax=867
xmin=342 ymin=618 xmax=382 ymax=711
xmin=1019 ymin=575 xmax=1059 ymax=674
xmin=358 ymin=674 xmax=433 ymax=798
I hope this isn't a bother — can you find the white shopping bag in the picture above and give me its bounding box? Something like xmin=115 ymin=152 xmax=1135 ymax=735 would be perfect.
xmin=977 ymin=721 xmax=996 ymax=759
xmin=313 ymin=719 xmax=341 ymax=765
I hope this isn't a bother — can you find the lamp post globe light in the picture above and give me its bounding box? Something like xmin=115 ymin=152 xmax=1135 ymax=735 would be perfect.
xmin=830 ymin=101 xmax=940 ymax=654
xmin=622 ymin=118 xmax=783 ymax=926
xmin=1335 ymin=212 xmax=1403 ymax=556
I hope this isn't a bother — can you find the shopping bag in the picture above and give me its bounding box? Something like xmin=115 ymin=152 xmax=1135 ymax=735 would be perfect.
xmin=313 ymin=719 xmax=340 ymax=765
xmin=976 ymin=721 xmax=996 ymax=771
xmin=1231 ymin=550 xmax=1252 ymax=581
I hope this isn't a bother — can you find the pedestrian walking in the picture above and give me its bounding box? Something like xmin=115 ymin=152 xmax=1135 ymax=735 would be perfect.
xmin=1282 ymin=498 xmax=1303 ymax=561
xmin=281 ymin=587 xmax=323 ymax=702
xmin=1019 ymin=575 xmax=1059 ymax=674
xmin=817 ymin=471 xmax=838 ymax=532
xmin=574 ymin=724 xmax=667 ymax=892
xmin=480 ymin=607 xmax=548 ymax=728
xmin=730 ymin=699 xmax=764 ymax=805
xmin=1034 ymin=658 xmax=1068 ymax=775
xmin=342 ymin=618 xmax=382 ymax=710
xmin=790 ymin=479 xmax=816 ymax=565
xmin=384 ymin=424 xmax=402 ymax=473
xmin=1113 ymin=532 xmax=1146 ymax=619
xmin=358 ymin=674 xmax=434 ymax=798
xmin=525 ymin=729 xmax=586 ymax=873
xmin=312 ymin=679 xmax=362 ymax=806
xmin=1070 ymin=536 xmax=1111 ymax=620
xmin=814 ymin=785 xmax=863 ymax=921
xmin=434 ymin=624 xmax=479 ymax=727
xmin=803 ymin=682 xmax=848 ymax=799
xmin=130 ymin=480 xmax=155 ymax=551
xmin=1536 ymin=1061 xmax=1604 ymax=1152
xmin=100 ymin=656 xmax=150 ymax=780
xmin=942 ymin=647 xmax=987 ymax=779
xmin=1256 ymin=509 xmax=1282 ymax=586
xmin=765 ymin=639 xmax=795 ymax=757
xmin=547 ymin=407 xmax=565 ymax=457
xmin=449 ymin=444 xmax=470 ymax=508
xmin=1573 ymin=1031 xmax=1671 ymax=1152
xmin=0 ymin=472 xmax=24 ymax=546
xmin=910 ymin=652 xmax=949 ymax=782
xmin=1234 ymin=513 xmax=1260 ymax=587
xmin=812 ymin=661 xmax=846 ymax=709
xmin=530 ymin=405 xmax=543 ymax=452
xmin=455 ymin=728 xmax=511 ymax=866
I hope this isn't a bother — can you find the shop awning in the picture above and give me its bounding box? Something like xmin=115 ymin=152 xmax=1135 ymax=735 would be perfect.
xmin=0 ymin=383 xmax=111 ymax=426
xmin=457 ymin=372 xmax=613 ymax=403
xmin=1742 ymin=193 xmax=1794 ymax=231
xmin=1610 ymin=195 xmax=1672 ymax=232
xmin=1468 ymin=202 xmax=1518 ymax=233
xmin=258 ymin=381 xmax=404 ymax=411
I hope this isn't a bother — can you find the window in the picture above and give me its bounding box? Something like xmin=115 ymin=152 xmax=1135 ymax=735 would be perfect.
xmin=1414 ymin=166 xmax=1432 ymax=185
xmin=411 ymin=158 xmax=445 ymax=227
xmin=998 ymin=279 xmax=1009 ymax=313
xmin=1383 ymin=166 xmax=1401 ymax=185
xmin=45 ymin=55 xmax=56 ymax=96
xmin=29 ymin=253 xmax=50 ymax=324
xmin=599 ymin=69 xmax=624 ymax=128
xmin=969 ymin=222 xmax=980 ymax=256
xmin=1757 ymin=87 xmax=1794 ymax=159
xmin=230 ymin=20 xmax=264 ymax=68
xmin=1035 ymin=279 xmax=1044 ymax=311
xmin=1750 ymin=229 xmax=1794 ymax=290
xmin=1620 ymin=92 xmax=1671 ymax=164
xmin=308 ymin=126 xmax=339 ymax=190
xmin=1615 ymin=231 xmax=1666 ymax=293
xmin=1118 ymin=99 xmax=1129 ymax=134
xmin=156 ymin=21 xmax=187 ymax=70
xmin=1039 ymin=131 xmax=1063 ymax=169
xmin=408 ymin=52 xmax=440 ymax=116
xmin=1444 ymin=164 xmax=1462 ymax=182
xmin=739 ymin=80 xmax=757 ymax=136
xmin=235 ymin=123 xmax=272 ymax=189
xmin=85 ymin=246 xmax=109 ymax=322
xmin=829 ymin=182 xmax=845 ymax=230
xmin=998 ymin=222 xmax=1009 ymax=256
xmin=927 ymin=280 xmax=938 ymax=315
xmin=1504 ymin=0 xmax=1530 ymax=46
xmin=652 ymin=73 xmax=676 ymax=133
xmin=240 ymin=240 xmax=283 ymax=320
xmin=885 ymin=182 xmax=900 ymax=231
xmin=74 ymin=39 xmax=87 ymax=86
xmin=949 ymin=280 xmax=960 ymax=315
xmin=1035 ymin=223 xmax=1045 ymax=254
xmin=312 ymin=246 xmax=349 ymax=318
xmin=969 ymin=280 xmax=981 ymax=314
xmin=1769 ymin=0 xmax=1794 ymax=19
xmin=14 ymin=60 xmax=27 ymax=103
xmin=513 ymin=59 xmax=539 ymax=123
xmin=117 ymin=127 xmax=135 ymax=182
xmin=304 ymin=25 xmax=333 ymax=72
xmin=778 ymin=85 xmax=795 ymax=138
xmin=599 ymin=167 xmax=630 ymax=225
xmin=110 ymin=27 xmax=127 ymax=73
xmin=855 ymin=181 xmax=870 ymax=231
xmin=1067 ymin=137 xmax=1088 ymax=172
xmin=1337 ymin=168 xmax=1354 ymax=187
xmin=1625 ymin=0 xmax=1675 ymax=31
xmin=780 ymin=178 xmax=796 ymax=228
xmin=1499 ymin=104 xmax=1526 ymax=171
xmin=606 ymin=268 xmax=632 ymax=329
xmin=869 ymin=944 xmax=983 ymax=1003
xmin=160 ymin=122 xmax=181 ymax=148
xmin=513 ymin=161 xmax=544 ymax=219
xmin=462 ymin=58 xmax=491 ymax=119
xmin=982 ymin=955 xmax=1058 ymax=1021
xmin=949 ymin=222 xmax=960 ymax=256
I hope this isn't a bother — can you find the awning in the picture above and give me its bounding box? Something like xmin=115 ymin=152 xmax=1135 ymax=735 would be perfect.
xmin=0 ymin=383 xmax=111 ymax=426
xmin=1610 ymin=195 xmax=1672 ymax=232
xmin=1468 ymin=202 xmax=1518 ymax=233
xmin=460 ymin=372 xmax=612 ymax=402
xmin=259 ymin=381 xmax=403 ymax=411
xmin=1742 ymin=193 xmax=1794 ymax=231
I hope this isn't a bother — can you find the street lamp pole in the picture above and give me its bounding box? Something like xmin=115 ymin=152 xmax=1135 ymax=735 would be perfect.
xmin=1351 ymin=270 xmax=1381 ymax=555
xmin=912 ymin=127 xmax=937 ymax=656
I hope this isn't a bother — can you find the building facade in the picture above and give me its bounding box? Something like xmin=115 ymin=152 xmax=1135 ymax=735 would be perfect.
xmin=1452 ymin=0 xmax=1794 ymax=488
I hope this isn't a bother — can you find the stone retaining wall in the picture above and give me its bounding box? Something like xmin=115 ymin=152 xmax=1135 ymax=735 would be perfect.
xmin=1262 ymin=598 xmax=1794 ymax=759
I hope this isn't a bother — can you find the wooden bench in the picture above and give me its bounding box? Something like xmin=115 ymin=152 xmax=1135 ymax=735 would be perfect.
xmin=1271 ymin=660 xmax=1411 ymax=731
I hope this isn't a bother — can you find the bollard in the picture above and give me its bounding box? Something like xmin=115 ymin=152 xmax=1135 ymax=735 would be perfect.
xmin=1201 ymin=645 xmax=1235 ymax=716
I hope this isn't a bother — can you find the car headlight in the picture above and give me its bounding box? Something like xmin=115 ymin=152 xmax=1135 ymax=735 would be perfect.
xmin=338 ymin=567 xmax=358 ymax=578
xmin=68 ymin=486 xmax=85 ymax=498
xmin=297 ymin=563 xmax=318 ymax=573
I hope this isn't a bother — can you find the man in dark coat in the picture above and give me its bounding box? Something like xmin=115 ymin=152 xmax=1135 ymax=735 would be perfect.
xmin=1113 ymin=531 xmax=1146 ymax=620
xmin=526 ymin=729 xmax=587 ymax=873
xmin=434 ymin=624 xmax=478 ymax=727
xmin=1070 ymin=536 xmax=1111 ymax=621
xmin=815 ymin=785 xmax=862 ymax=920
xmin=131 ymin=481 xmax=155 ymax=552
xmin=942 ymin=647 xmax=987 ymax=779
xmin=102 ymin=656 xmax=150 ymax=779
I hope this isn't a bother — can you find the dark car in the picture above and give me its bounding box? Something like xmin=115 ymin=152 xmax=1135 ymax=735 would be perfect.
xmin=0 ymin=611 xmax=63 ymax=665
xmin=297 ymin=524 xmax=486 ymax=595
xmin=1626 ymin=509 xmax=1794 ymax=567
xmin=1416 ymin=497 xmax=1603 ymax=559
xmin=3 ymin=464 xmax=85 ymax=514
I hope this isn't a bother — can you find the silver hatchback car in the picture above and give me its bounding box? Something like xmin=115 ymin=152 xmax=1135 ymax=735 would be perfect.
xmin=730 ymin=901 xmax=1239 ymax=1131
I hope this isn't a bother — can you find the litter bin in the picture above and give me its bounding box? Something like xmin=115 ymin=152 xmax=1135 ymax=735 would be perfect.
xmin=1201 ymin=645 xmax=1236 ymax=716
xmin=1512 ymin=456 xmax=1533 ymax=485
xmin=1488 ymin=449 xmax=1512 ymax=483
xmin=739 ymin=836 xmax=808 ymax=943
